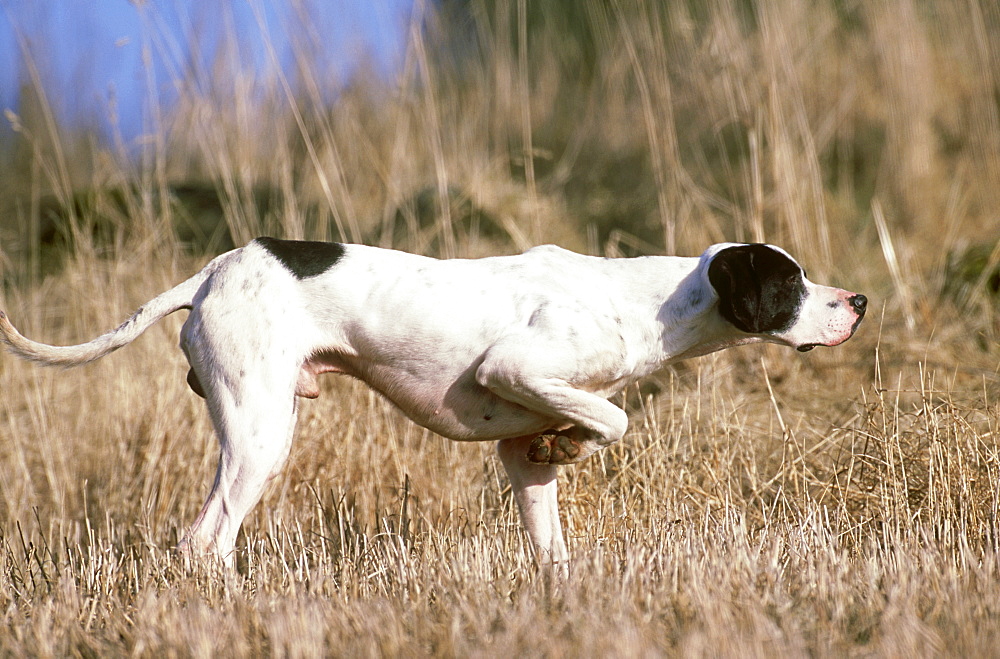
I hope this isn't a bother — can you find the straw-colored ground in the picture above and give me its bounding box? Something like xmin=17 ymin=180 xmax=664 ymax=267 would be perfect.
xmin=1 ymin=1 xmax=999 ymax=655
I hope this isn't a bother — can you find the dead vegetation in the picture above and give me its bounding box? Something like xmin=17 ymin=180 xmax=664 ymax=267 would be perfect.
xmin=1 ymin=0 xmax=999 ymax=655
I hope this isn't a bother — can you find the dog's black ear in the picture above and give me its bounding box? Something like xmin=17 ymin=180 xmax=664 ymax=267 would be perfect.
xmin=708 ymin=244 xmax=805 ymax=334
xmin=708 ymin=246 xmax=763 ymax=333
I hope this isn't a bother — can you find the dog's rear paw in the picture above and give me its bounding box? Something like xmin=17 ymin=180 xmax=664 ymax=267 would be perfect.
xmin=527 ymin=434 xmax=582 ymax=465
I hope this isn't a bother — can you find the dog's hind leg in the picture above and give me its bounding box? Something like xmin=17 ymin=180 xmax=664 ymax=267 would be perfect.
xmin=178 ymin=362 xmax=299 ymax=567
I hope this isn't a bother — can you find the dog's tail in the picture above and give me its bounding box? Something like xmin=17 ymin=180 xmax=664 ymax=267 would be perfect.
xmin=0 ymin=262 xmax=219 ymax=368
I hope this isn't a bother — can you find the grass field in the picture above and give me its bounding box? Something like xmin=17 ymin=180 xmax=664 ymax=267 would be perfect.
xmin=2 ymin=0 xmax=1000 ymax=655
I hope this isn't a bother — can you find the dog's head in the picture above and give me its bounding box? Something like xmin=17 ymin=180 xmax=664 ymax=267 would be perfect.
xmin=707 ymin=244 xmax=866 ymax=351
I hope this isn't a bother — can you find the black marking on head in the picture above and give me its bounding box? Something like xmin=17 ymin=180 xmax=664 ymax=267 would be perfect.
xmin=255 ymin=236 xmax=346 ymax=279
xmin=708 ymin=244 xmax=806 ymax=334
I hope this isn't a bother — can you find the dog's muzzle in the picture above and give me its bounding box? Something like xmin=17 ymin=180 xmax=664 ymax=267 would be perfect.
xmin=796 ymin=292 xmax=868 ymax=352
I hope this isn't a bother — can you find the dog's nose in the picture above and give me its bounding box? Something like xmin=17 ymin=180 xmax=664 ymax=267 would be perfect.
xmin=849 ymin=294 xmax=867 ymax=315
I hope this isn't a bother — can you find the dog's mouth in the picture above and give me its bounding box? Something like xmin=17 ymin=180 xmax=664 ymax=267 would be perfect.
xmin=795 ymin=314 xmax=865 ymax=353
xmin=850 ymin=313 xmax=865 ymax=334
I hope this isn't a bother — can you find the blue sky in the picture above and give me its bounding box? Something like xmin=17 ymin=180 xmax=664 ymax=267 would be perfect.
xmin=0 ymin=1 xmax=413 ymax=143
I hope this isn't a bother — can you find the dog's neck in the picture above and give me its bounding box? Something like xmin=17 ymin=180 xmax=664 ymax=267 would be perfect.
xmin=594 ymin=256 xmax=758 ymax=384
xmin=652 ymin=258 xmax=765 ymax=366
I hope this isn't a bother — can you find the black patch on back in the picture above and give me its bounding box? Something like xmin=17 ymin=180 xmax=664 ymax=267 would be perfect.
xmin=708 ymin=244 xmax=806 ymax=334
xmin=255 ymin=236 xmax=346 ymax=279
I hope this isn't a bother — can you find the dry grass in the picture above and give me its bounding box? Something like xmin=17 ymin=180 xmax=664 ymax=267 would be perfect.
xmin=2 ymin=0 xmax=1000 ymax=655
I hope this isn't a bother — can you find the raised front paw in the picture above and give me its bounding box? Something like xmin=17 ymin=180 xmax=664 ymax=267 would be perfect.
xmin=527 ymin=434 xmax=582 ymax=465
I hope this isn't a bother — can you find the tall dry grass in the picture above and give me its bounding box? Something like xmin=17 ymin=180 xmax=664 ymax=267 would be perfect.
xmin=1 ymin=0 xmax=999 ymax=655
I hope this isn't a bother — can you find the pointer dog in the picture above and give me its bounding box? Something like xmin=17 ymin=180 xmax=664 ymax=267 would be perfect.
xmin=0 ymin=239 xmax=866 ymax=565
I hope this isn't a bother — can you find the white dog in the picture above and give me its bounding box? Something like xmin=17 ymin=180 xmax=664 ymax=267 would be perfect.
xmin=0 ymin=239 xmax=866 ymax=566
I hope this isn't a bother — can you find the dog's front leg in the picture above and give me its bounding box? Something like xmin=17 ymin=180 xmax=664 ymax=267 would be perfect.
xmin=477 ymin=351 xmax=629 ymax=466
xmin=496 ymin=435 xmax=568 ymax=567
